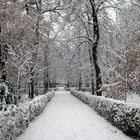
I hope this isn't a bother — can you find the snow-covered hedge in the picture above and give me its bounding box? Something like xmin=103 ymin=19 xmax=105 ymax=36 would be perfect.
xmin=70 ymin=90 xmax=140 ymax=138
xmin=0 ymin=91 xmax=55 ymax=140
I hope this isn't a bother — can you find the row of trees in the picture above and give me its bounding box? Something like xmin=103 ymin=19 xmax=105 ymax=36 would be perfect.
xmin=58 ymin=0 xmax=140 ymax=99
xmin=0 ymin=0 xmax=63 ymax=101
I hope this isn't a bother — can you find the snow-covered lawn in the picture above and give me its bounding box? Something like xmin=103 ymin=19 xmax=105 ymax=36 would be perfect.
xmin=84 ymin=91 xmax=140 ymax=105
xmin=18 ymin=94 xmax=30 ymax=105
xmin=16 ymin=88 xmax=134 ymax=140
xmin=126 ymin=93 xmax=140 ymax=105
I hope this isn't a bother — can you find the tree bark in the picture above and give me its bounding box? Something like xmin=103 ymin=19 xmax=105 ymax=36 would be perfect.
xmin=78 ymin=38 xmax=82 ymax=91
xmin=30 ymin=79 xmax=34 ymax=99
xmin=89 ymin=0 xmax=102 ymax=96
xmin=29 ymin=67 xmax=34 ymax=99
xmin=28 ymin=82 xmax=31 ymax=98
xmin=0 ymin=26 xmax=7 ymax=82
xmin=29 ymin=0 xmax=42 ymax=98
xmin=78 ymin=74 xmax=82 ymax=91
xmin=89 ymin=50 xmax=95 ymax=95
xmin=43 ymin=46 xmax=49 ymax=93
xmin=87 ymin=12 xmax=95 ymax=95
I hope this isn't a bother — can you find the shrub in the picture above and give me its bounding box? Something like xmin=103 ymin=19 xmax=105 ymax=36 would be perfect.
xmin=70 ymin=90 xmax=140 ymax=138
xmin=0 ymin=90 xmax=55 ymax=140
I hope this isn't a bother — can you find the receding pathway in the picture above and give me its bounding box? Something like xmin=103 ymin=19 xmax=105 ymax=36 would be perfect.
xmin=17 ymin=87 xmax=134 ymax=140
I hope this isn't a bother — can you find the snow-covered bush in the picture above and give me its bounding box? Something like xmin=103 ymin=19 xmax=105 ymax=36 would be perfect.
xmin=70 ymin=90 xmax=140 ymax=138
xmin=0 ymin=91 xmax=55 ymax=140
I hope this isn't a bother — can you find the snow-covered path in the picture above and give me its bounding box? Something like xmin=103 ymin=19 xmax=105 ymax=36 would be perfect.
xmin=17 ymin=88 xmax=134 ymax=140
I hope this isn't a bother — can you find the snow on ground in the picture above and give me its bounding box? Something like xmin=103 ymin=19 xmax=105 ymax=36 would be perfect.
xmin=16 ymin=87 xmax=134 ymax=140
xmin=84 ymin=90 xmax=140 ymax=105
xmin=18 ymin=94 xmax=30 ymax=105
xmin=126 ymin=92 xmax=140 ymax=105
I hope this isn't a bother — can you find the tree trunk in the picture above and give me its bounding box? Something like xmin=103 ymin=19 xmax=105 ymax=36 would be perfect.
xmin=0 ymin=41 xmax=7 ymax=81
xmin=44 ymin=70 xmax=49 ymax=93
xmin=87 ymin=13 xmax=95 ymax=95
xmin=78 ymin=46 xmax=82 ymax=91
xmin=28 ymin=66 xmax=35 ymax=99
xmin=29 ymin=0 xmax=41 ymax=98
xmin=92 ymin=48 xmax=102 ymax=95
xmin=88 ymin=38 xmax=95 ymax=95
xmin=78 ymin=74 xmax=82 ymax=91
xmin=43 ymin=46 xmax=49 ymax=93
xmin=28 ymin=83 xmax=31 ymax=98
xmin=89 ymin=0 xmax=102 ymax=96
xmin=16 ymin=73 xmax=21 ymax=95
xmin=90 ymin=67 xmax=94 ymax=95
xmin=30 ymin=80 xmax=34 ymax=99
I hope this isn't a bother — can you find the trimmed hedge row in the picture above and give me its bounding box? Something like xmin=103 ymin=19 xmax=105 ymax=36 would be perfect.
xmin=70 ymin=90 xmax=140 ymax=138
xmin=0 ymin=91 xmax=55 ymax=140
